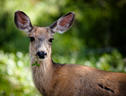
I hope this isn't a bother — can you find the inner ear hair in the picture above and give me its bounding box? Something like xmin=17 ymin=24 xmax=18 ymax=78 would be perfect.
xmin=14 ymin=10 xmax=33 ymax=32
xmin=49 ymin=12 xmax=75 ymax=33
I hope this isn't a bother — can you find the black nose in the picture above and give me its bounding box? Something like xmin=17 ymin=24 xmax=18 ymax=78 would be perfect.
xmin=37 ymin=51 xmax=47 ymax=59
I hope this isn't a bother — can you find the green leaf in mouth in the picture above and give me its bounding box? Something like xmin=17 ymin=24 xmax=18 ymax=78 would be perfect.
xmin=32 ymin=61 xmax=40 ymax=66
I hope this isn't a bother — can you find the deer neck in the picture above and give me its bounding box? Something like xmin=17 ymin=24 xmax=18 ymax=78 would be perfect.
xmin=30 ymin=52 xmax=54 ymax=92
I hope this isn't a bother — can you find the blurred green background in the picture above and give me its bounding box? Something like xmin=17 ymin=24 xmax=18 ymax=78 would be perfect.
xmin=0 ymin=0 xmax=126 ymax=95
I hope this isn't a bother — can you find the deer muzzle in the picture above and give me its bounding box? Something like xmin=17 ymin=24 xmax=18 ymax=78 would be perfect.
xmin=36 ymin=51 xmax=47 ymax=59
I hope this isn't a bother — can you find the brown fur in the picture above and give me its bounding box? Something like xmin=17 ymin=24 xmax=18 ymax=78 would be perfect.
xmin=14 ymin=11 xmax=126 ymax=96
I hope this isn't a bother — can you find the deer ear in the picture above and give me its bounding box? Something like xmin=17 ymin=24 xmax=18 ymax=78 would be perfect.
xmin=14 ymin=11 xmax=33 ymax=33
xmin=50 ymin=12 xmax=75 ymax=33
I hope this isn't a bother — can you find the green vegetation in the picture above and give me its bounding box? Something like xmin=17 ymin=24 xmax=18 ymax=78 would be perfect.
xmin=0 ymin=0 xmax=126 ymax=95
xmin=32 ymin=61 xmax=40 ymax=67
xmin=0 ymin=51 xmax=40 ymax=96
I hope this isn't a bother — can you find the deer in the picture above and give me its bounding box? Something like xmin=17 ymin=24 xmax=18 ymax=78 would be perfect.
xmin=14 ymin=10 xmax=126 ymax=96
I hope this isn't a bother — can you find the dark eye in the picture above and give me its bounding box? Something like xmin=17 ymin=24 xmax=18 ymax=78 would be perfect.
xmin=48 ymin=38 xmax=54 ymax=43
xmin=29 ymin=37 xmax=35 ymax=42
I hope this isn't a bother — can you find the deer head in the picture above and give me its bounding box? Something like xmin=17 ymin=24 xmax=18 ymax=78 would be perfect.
xmin=14 ymin=11 xmax=75 ymax=60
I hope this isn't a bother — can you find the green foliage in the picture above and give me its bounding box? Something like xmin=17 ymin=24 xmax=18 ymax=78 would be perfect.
xmin=0 ymin=51 xmax=40 ymax=96
xmin=53 ymin=49 xmax=126 ymax=72
xmin=96 ymin=50 xmax=126 ymax=72
xmin=1 ymin=0 xmax=126 ymax=53
xmin=32 ymin=61 xmax=40 ymax=67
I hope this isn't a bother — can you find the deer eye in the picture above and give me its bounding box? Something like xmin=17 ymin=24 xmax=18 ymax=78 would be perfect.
xmin=29 ymin=37 xmax=35 ymax=42
xmin=48 ymin=38 xmax=54 ymax=43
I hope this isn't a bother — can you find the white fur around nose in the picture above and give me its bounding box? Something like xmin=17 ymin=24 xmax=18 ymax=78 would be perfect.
xmin=38 ymin=42 xmax=48 ymax=54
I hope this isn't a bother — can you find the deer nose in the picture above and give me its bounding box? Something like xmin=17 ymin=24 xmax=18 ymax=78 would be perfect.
xmin=37 ymin=51 xmax=47 ymax=59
